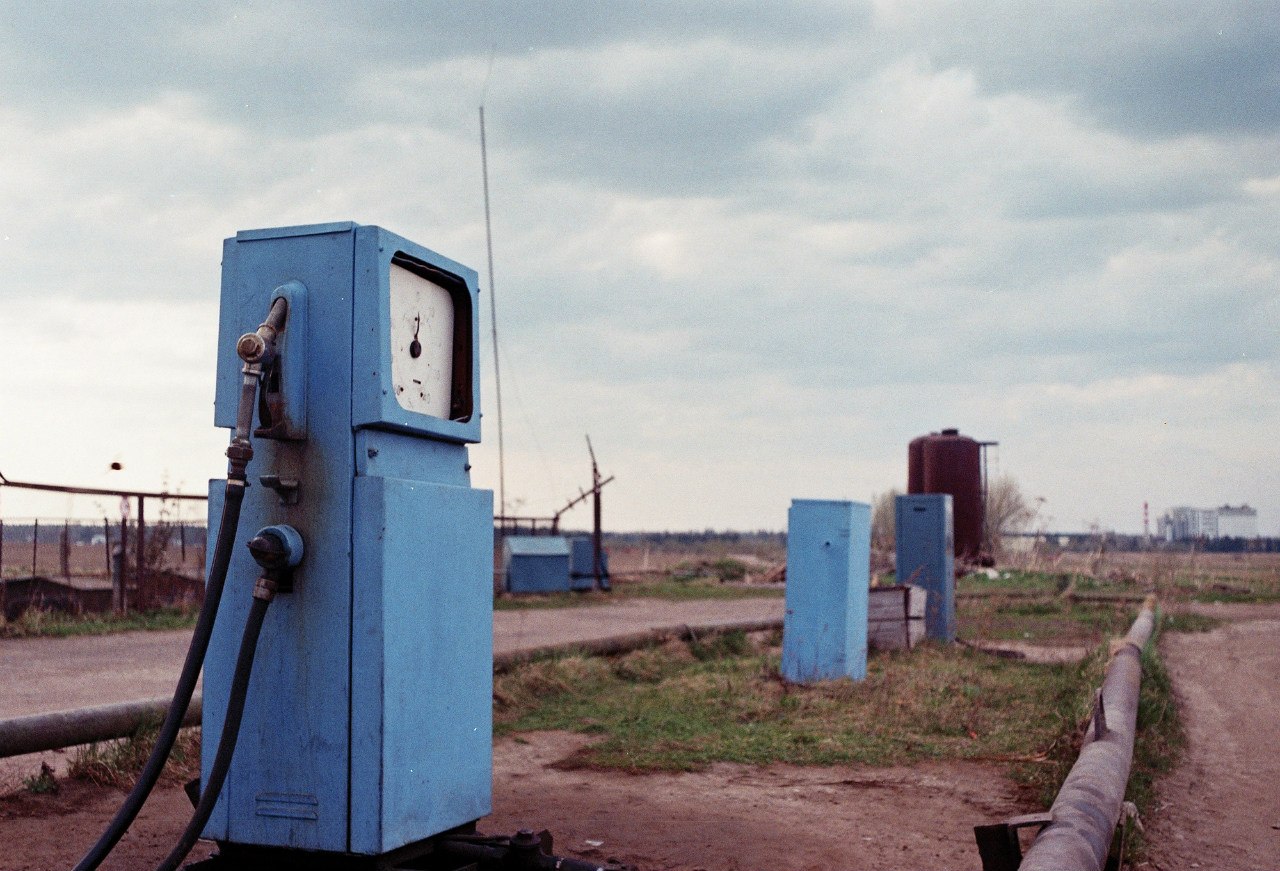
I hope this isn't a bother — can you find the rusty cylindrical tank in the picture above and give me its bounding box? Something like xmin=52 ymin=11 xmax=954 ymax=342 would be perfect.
xmin=908 ymin=429 xmax=985 ymax=562
xmin=907 ymin=435 xmax=927 ymax=495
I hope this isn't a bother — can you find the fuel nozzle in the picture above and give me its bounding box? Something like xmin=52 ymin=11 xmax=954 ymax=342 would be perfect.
xmin=236 ymin=296 xmax=289 ymax=366
xmin=227 ymin=294 xmax=292 ymax=479
xmin=246 ymin=524 xmax=304 ymax=597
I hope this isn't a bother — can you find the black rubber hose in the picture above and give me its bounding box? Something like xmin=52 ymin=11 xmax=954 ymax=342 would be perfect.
xmin=72 ymin=483 xmax=247 ymax=871
xmin=154 ymin=593 xmax=272 ymax=871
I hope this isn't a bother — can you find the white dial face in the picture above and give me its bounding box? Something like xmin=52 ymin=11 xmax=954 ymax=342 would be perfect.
xmin=389 ymin=262 xmax=455 ymax=419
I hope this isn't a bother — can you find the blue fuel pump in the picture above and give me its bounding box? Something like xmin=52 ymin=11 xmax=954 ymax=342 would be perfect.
xmin=72 ymin=222 xmax=626 ymax=871
xmin=200 ymin=223 xmax=495 ymax=861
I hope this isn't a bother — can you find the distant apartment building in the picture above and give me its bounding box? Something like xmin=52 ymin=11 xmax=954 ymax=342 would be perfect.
xmin=1217 ymin=504 xmax=1259 ymax=539
xmin=1159 ymin=504 xmax=1258 ymax=540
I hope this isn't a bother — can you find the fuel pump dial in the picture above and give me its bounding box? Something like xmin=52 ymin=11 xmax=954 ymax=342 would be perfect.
xmin=389 ymin=261 xmax=454 ymax=419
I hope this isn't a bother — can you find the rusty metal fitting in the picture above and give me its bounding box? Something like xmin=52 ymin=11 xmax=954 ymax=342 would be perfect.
xmin=225 ymin=440 xmax=254 ymax=482
xmin=252 ymin=576 xmax=279 ymax=602
xmin=236 ymin=296 xmax=289 ymax=365
xmin=235 ymin=332 xmax=271 ymax=365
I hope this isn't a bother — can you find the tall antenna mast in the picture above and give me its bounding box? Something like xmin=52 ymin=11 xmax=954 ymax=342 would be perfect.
xmin=479 ymin=104 xmax=506 ymax=516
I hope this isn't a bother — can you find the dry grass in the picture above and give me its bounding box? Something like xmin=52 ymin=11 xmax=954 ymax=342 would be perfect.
xmin=68 ymin=724 xmax=201 ymax=790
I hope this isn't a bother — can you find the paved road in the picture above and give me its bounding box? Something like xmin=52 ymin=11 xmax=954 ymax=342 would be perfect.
xmin=0 ymin=597 xmax=785 ymax=720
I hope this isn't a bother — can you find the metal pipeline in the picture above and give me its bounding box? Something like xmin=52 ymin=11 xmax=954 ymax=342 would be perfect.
xmin=0 ymin=697 xmax=201 ymax=759
xmin=1019 ymin=595 xmax=1157 ymax=871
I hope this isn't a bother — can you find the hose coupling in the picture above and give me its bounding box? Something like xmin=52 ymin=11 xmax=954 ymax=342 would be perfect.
xmin=253 ymin=576 xmax=279 ymax=602
xmin=236 ymin=333 xmax=274 ymax=366
xmin=225 ymin=439 xmax=254 ymax=482
xmin=246 ymin=524 xmax=304 ymax=593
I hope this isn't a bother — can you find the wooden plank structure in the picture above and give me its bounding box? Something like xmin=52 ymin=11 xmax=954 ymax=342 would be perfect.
xmin=867 ymin=584 xmax=927 ymax=651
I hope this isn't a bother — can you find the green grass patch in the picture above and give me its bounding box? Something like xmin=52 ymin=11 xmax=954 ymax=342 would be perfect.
xmin=495 ymin=633 xmax=1098 ymax=773
xmin=22 ymin=763 xmax=60 ymax=795
xmin=959 ymin=570 xmax=1070 ymax=595
xmin=0 ymin=605 xmax=199 ymax=639
xmin=1158 ymin=612 xmax=1221 ymax=634
xmin=1189 ymin=587 xmax=1280 ymax=604
xmin=493 ymin=590 xmax=613 ymax=611
xmin=957 ymin=597 xmax=1136 ymax=644
xmin=1126 ymin=643 xmax=1184 ymax=812
xmin=624 ymin=578 xmax=784 ymax=602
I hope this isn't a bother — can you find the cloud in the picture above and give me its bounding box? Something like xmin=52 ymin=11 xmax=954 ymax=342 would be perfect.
xmin=872 ymin=1 xmax=1280 ymax=137
xmin=0 ymin=2 xmax=1275 ymax=534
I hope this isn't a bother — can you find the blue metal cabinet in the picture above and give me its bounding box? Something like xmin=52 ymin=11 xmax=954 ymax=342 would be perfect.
xmin=568 ymin=536 xmax=607 ymax=591
xmin=895 ymin=493 xmax=955 ymax=642
xmin=503 ymin=536 xmax=571 ymax=593
xmin=203 ymin=223 xmax=492 ymax=857
xmin=781 ymin=499 xmax=870 ymax=683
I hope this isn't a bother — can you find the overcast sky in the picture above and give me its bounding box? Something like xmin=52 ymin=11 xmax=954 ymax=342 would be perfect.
xmin=0 ymin=2 xmax=1276 ymax=534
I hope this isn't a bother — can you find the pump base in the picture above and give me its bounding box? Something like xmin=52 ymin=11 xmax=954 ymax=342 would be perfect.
xmin=184 ymin=825 xmax=635 ymax=871
xmin=184 ymin=825 xmax=461 ymax=871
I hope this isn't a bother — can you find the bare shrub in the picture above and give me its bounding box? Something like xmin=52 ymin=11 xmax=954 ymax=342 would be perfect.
xmin=984 ymin=475 xmax=1039 ymax=561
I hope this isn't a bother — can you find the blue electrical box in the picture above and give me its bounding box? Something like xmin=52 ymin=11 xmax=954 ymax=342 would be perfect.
xmin=568 ymin=536 xmax=607 ymax=591
xmin=895 ymin=493 xmax=955 ymax=642
xmin=781 ymin=499 xmax=870 ymax=683
xmin=503 ymin=536 xmax=572 ymax=593
xmin=203 ymin=223 xmax=493 ymax=857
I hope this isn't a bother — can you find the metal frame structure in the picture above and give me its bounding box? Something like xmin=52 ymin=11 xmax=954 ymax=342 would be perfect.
xmin=0 ymin=471 xmax=207 ymax=612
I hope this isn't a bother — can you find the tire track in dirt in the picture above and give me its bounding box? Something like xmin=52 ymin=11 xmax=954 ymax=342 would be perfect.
xmin=1145 ymin=609 xmax=1280 ymax=870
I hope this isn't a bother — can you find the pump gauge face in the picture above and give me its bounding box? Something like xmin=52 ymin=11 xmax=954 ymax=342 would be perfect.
xmin=389 ymin=260 xmax=455 ymax=419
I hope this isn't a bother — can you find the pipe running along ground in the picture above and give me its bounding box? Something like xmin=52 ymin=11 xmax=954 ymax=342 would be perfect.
xmin=1019 ymin=595 xmax=1157 ymax=871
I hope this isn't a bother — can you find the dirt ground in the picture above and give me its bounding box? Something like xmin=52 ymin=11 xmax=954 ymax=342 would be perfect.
xmin=0 ymin=730 xmax=1024 ymax=871
xmin=486 ymin=731 xmax=1024 ymax=871
xmin=3 ymin=601 xmax=1279 ymax=870
xmin=1142 ymin=604 xmax=1280 ymax=870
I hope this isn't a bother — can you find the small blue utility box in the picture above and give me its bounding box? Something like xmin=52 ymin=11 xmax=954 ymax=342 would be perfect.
xmin=781 ymin=499 xmax=871 ymax=683
xmin=568 ymin=535 xmax=608 ymax=591
xmin=204 ymin=222 xmax=493 ymax=858
xmin=504 ymin=535 xmax=572 ymax=593
xmin=895 ymin=493 xmax=955 ymax=642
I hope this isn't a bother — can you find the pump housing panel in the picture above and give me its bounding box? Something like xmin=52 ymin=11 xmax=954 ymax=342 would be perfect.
xmin=349 ymin=476 xmax=494 ymax=853
xmin=781 ymin=499 xmax=870 ymax=683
